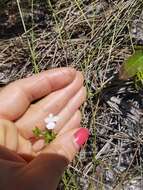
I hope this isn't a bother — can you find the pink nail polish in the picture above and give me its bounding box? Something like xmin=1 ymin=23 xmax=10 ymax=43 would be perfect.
xmin=74 ymin=128 xmax=89 ymax=147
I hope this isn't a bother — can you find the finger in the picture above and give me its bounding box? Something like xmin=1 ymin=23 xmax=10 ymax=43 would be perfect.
xmin=5 ymin=120 xmax=18 ymax=151
xmin=18 ymin=154 xmax=68 ymax=190
xmin=32 ymin=110 xmax=81 ymax=152
xmin=0 ymin=67 xmax=76 ymax=121
xmin=14 ymin=132 xmax=89 ymax=190
xmin=33 ymin=72 xmax=83 ymax=113
xmin=16 ymin=72 xmax=84 ymax=138
xmin=0 ymin=119 xmax=18 ymax=151
xmin=0 ymin=119 xmax=32 ymax=155
xmin=32 ymin=139 xmax=45 ymax=153
xmin=0 ymin=119 xmax=31 ymax=154
xmin=0 ymin=120 xmax=5 ymax=146
xmin=58 ymin=110 xmax=81 ymax=135
xmin=41 ymin=127 xmax=89 ymax=162
xmin=0 ymin=145 xmax=27 ymax=163
xmin=54 ymin=87 xmax=86 ymax=134
xmin=17 ymin=135 xmax=33 ymax=156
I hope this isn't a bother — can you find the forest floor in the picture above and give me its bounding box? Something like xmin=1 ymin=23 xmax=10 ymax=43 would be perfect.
xmin=0 ymin=0 xmax=143 ymax=189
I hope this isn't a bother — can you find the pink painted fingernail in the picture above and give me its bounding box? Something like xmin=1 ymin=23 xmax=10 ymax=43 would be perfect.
xmin=74 ymin=128 xmax=89 ymax=147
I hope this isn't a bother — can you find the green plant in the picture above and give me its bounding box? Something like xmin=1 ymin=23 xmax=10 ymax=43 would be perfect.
xmin=33 ymin=127 xmax=56 ymax=144
xmin=120 ymin=48 xmax=143 ymax=89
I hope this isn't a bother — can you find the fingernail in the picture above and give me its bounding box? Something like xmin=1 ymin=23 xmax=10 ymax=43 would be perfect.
xmin=74 ymin=128 xmax=89 ymax=147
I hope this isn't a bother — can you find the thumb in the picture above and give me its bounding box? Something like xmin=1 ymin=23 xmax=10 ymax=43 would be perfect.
xmin=42 ymin=127 xmax=89 ymax=162
xmin=12 ymin=128 xmax=89 ymax=190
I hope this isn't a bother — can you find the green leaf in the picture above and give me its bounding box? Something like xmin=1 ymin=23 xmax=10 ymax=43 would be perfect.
xmin=33 ymin=127 xmax=42 ymax=137
xmin=135 ymin=71 xmax=143 ymax=90
xmin=120 ymin=49 xmax=143 ymax=80
xmin=43 ymin=131 xmax=56 ymax=144
xmin=33 ymin=127 xmax=56 ymax=144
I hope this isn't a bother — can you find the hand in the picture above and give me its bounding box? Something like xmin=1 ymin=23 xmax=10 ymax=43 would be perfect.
xmin=0 ymin=67 xmax=89 ymax=190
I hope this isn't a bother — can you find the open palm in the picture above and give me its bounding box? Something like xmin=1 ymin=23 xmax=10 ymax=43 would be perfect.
xmin=0 ymin=68 xmax=86 ymax=161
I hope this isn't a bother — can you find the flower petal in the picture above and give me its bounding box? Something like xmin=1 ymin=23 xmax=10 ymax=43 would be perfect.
xmin=46 ymin=122 xmax=56 ymax=130
xmin=44 ymin=114 xmax=59 ymax=124
xmin=53 ymin=116 xmax=59 ymax=122
xmin=44 ymin=117 xmax=50 ymax=123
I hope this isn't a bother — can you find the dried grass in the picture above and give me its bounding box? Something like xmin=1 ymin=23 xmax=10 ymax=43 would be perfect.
xmin=0 ymin=0 xmax=143 ymax=189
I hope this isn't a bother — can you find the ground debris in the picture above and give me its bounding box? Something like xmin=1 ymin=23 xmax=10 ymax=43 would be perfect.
xmin=0 ymin=0 xmax=143 ymax=189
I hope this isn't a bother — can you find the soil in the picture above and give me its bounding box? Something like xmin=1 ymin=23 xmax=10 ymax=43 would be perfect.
xmin=0 ymin=0 xmax=143 ymax=189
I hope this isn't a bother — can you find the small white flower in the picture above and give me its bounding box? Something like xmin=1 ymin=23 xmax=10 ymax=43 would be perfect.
xmin=44 ymin=114 xmax=59 ymax=130
xmin=46 ymin=122 xmax=56 ymax=130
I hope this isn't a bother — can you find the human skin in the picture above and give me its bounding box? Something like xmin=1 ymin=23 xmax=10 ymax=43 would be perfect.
xmin=0 ymin=67 xmax=89 ymax=190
